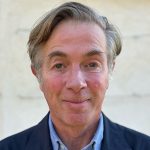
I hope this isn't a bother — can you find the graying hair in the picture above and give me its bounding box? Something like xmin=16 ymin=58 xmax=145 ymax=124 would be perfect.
xmin=28 ymin=1 xmax=122 ymax=73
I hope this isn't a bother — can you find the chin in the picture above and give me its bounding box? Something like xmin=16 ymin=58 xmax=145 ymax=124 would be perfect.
xmin=64 ymin=113 xmax=91 ymax=127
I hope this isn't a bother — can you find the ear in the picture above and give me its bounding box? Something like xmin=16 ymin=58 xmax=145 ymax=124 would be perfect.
xmin=107 ymin=61 xmax=115 ymax=89
xmin=109 ymin=61 xmax=115 ymax=76
xmin=31 ymin=65 xmax=37 ymax=77
xmin=31 ymin=65 xmax=43 ymax=91
xmin=111 ymin=61 xmax=115 ymax=71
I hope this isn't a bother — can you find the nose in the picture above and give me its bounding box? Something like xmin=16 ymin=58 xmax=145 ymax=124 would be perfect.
xmin=66 ymin=66 xmax=87 ymax=93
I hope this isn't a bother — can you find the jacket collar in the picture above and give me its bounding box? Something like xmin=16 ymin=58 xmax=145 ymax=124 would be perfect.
xmin=25 ymin=112 xmax=53 ymax=150
xmin=101 ymin=113 xmax=132 ymax=150
xmin=25 ymin=112 xmax=132 ymax=150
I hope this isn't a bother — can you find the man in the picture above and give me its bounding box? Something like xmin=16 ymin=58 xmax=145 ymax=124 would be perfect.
xmin=0 ymin=2 xmax=150 ymax=150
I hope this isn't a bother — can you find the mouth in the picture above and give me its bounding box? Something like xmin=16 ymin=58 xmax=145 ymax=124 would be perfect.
xmin=62 ymin=99 xmax=90 ymax=109
xmin=63 ymin=99 xmax=89 ymax=104
xmin=62 ymin=99 xmax=90 ymax=113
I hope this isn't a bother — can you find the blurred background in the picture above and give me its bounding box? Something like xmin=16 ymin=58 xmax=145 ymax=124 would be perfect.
xmin=0 ymin=0 xmax=150 ymax=139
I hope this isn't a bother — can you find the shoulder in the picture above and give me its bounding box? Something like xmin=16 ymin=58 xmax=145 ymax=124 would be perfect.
xmin=117 ymin=123 xmax=150 ymax=148
xmin=0 ymin=126 xmax=36 ymax=150
xmin=102 ymin=114 xmax=150 ymax=149
xmin=0 ymin=113 xmax=50 ymax=150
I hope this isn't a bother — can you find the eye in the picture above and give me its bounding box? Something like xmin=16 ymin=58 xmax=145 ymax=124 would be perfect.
xmin=87 ymin=62 xmax=98 ymax=68
xmin=54 ymin=63 xmax=65 ymax=71
xmin=84 ymin=62 xmax=102 ymax=72
xmin=55 ymin=63 xmax=63 ymax=69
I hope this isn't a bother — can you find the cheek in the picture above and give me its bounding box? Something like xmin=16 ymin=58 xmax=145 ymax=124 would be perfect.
xmin=87 ymin=73 xmax=109 ymax=94
xmin=40 ymin=75 xmax=64 ymax=97
xmin=90 ymin=77 xmax=108 ymax=109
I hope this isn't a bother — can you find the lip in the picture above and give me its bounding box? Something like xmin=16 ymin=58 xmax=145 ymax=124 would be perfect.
xmin=62 ymin=99 xmax=90 ymax=112
xmin=62 ymin=99 xmax=90 ymax=109
xmin=63 ymin=99 xmax=89 ymax=104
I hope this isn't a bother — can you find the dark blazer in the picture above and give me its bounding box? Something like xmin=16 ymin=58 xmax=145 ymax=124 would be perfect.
xmin=0 ymin=113 xmax=150 ymax=150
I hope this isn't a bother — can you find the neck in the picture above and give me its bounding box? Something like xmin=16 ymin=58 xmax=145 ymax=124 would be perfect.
xmin=52 ymin=117 xmax=99 ymax=150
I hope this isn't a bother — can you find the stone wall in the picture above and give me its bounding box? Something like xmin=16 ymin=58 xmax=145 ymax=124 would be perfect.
xmin=0 ymin=0 xmax=150 ymax=139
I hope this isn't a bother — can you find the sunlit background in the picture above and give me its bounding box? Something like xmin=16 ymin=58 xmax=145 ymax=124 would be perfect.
xmin=0 ymin=0 xmax=150 ymax=139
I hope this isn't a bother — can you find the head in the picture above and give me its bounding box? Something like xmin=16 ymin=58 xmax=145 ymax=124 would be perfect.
xmin=28 ymin=2 xmax=121 ymax=77
xmin=28 ymin=2 xmax=122 ymax=128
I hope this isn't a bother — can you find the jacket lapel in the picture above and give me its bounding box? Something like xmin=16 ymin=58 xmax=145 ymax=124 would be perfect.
xmin=25 ymin=113 xmax=53 ymax=150
xmin=101 ymin=114 xmax=132 ymax=150
xmin=24 ymin=112 xmax=133 ymax=150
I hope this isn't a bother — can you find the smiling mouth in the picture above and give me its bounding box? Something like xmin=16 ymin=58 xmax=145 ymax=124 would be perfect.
xmin=63 ymin=99 xmax=89 ymax=104
xmin=62 ymin=99 xmax=90 ymax=112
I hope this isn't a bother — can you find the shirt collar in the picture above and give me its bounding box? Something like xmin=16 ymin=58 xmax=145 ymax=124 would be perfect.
xmin=48 ymin=115 xmax=65 ymax=150
xmin=91 ymin=113 xmax=104 ymax=150
xmin=48 ymin=113 xmax=104 ymax=150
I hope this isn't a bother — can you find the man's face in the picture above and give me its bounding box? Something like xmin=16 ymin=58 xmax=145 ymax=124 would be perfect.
xmin=39 ymin=20 xmax=109 ymax=127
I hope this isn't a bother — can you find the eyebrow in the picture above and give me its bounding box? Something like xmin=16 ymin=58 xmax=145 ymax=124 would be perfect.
xmin=85 ymin=49 xmax=105 ymax=57
xmin=48 ymin=49 xmax=105 ymax=60
xmin=48 ymin=51 xmax=67 ymax=59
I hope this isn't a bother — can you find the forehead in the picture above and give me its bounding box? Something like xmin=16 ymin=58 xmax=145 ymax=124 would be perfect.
xmin=43 ymin=20 xmax=106 ymax=57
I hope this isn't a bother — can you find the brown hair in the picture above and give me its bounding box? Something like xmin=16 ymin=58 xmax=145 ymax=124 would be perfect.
xmin=28 ymin=2 xmax=122 ymax=72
